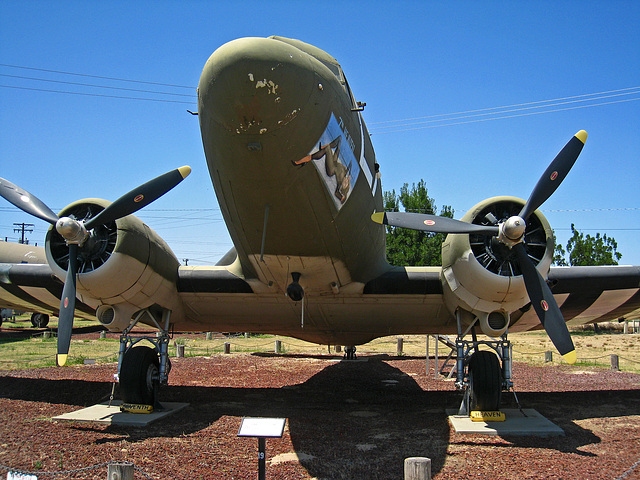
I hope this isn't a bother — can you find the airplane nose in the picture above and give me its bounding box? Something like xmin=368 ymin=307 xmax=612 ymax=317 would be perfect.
xmin=198 ymin=37 xmax=320 ymax=137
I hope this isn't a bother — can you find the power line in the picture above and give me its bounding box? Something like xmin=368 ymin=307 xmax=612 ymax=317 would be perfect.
xmin=0 ymin=84 xmax=196 ymax=105
xmin=545 ymin=207 xmax=640 ymax=212
xmin=0 ymin=206 xmax=219 ymax=213
xmin=3 ymin=63 xmax=637 ymax=127
xmin=0 ymin=63 xmax=193 ymax=89
xmin=0 ymin=73 xmax=196 ymax=98
xmin=368 ymin=86 xmax=640 ymax=126
xmin=370 ymin=97 xmax=640 ymax=134
xmin=13 ymin=222 xmax=34 ymax=244
xmin=369 ymin=93 xmax=640 ymax=134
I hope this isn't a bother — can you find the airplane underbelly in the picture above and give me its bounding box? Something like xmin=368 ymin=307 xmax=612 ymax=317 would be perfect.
xmin=180 ymin=292 xmax=452 ymax=345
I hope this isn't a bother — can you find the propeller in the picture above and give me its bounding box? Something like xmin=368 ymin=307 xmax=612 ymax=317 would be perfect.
xmin=371 ymin=211 xmax=499 ymax=236
xmin=0 ymin=166 xmax=191 ymax=366
xmin=371 ymin=131 xmax=587 ymax=364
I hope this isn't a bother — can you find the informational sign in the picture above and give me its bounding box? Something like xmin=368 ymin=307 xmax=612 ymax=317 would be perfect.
xmin=237 ymin=417 xmax=286 ymax=438
xmin=7 ymin=472 xmax=38 ymax=480
xmin=238 ymin=417 xmax=287 ymax=480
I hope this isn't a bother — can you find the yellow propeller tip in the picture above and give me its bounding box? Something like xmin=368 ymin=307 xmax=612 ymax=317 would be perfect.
xmin=371 ymin=212 xmax=385 ymax=224
xmin=575 ymin=130 xmax=588 ymax=144
xmin=178 ymin=165 xmax=192 ymax=179
xmin=57 ymin=354 xmax=68 ymax=367
xmin=562 ymin=350 xmax=577 ymax=365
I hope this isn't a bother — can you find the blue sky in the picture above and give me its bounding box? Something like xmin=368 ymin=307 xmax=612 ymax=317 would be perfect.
xmin=1 ymin=1 xmax=638 ymax=265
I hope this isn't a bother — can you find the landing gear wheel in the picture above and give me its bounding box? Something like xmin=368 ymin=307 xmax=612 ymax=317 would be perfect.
xmin=344 ymin=346 xmax=357 ymax=360
xmin=120 ymin=346 xmax=159 ymax=405
xmin=31 ymin=313 xmax=49 ymax=328
xmin=468 ymin=350 xmax=502 ymax=411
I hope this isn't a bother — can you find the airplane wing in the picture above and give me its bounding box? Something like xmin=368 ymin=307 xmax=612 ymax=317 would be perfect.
xmin=3 ymin=257 xmax=639 ymax=337
xmin=510 ymin=265 xmax=640 ymax=331
xmin=0 ymin=262 xmax=96 ymax=319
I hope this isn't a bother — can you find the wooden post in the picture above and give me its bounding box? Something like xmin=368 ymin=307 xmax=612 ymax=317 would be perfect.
xmin=545 ymin=351 xmax=553 ymax=363
xmin=335 ymin=345 xmax=342 ymax=353
xmin=426 ymin=336 xmax=430 ymax=377
xmin=224 ymin=342 xmax=231 ymax=354
xmin=275 ymin=340 xmax=282 ymax=354
xmin=404 ymin=457 xmax=431 ymax=480
xmin=611 ymin=354 xmax=620 ymax=371
xmin=206 ymin=332 xmax=213 ymax=340
xmin=176 ymin=344 xmax=185 ymax=358
xmin=107 ymin=462 xmax=134 ymax=480
xmin=397 ymin=337 xmax=404 ymax=356
xmin=624 ymin=321 xmax=629 ymax=334
xmin=435 ymin=338 xmax=439 ymax=378
xmin=100 ymin=331 xmax=106 ymax=339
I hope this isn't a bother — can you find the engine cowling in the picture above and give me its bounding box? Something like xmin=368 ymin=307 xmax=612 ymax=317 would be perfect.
xmin=440 ymin=196 xmax=554 ymax=337
xmin=45 ymin=198 xmax=182 ymax=331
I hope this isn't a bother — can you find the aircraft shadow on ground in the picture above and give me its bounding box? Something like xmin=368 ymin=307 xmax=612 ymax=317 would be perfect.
xmin=2 ymin=357 xmax=639 ymax=478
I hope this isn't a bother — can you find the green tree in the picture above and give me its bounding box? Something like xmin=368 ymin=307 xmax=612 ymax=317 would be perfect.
xmin=384 ymin=179 xmax=453 ymax=266
xmin=553 ymin=223 xmax=622 ymax=266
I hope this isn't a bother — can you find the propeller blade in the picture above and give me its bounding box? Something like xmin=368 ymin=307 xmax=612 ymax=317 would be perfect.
xmin=85 ymin=166 xmax=191 ymax=230
xmin=371 ymin=211 xmax=500 ymax=236
xmin=56 ymin=243 xmax=78 ymax=367
xmin=513 ymin=243 xmax=576 ymax=364
xmin=0 ymin=177 xmax=59 ymax=225
xmin=519 ymin=130 xmax=587 ymax=220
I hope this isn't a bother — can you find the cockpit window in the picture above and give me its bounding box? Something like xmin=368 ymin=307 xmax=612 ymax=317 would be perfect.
xmin=322 ymin=61 xmax=343 ymax=81
xmin=269 ymin=36 xmax=357 ymax=108
xmin=317 ymin=61 xmax=355 ymax=103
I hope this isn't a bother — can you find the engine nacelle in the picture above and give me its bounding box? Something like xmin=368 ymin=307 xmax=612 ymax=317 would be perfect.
xmin=45 ymin=199 xmax=183 ymax=331
xmin=440 ymin=196 xmax=554 ymax=337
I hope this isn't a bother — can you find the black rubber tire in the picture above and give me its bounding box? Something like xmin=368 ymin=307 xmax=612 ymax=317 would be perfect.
xmin=31 ymin=313 xmax=49 ymax=328
xmin=468 ymin=350 xmax=502 ymax=411
xmin=119 ymin=346 xmax=159 ymax=405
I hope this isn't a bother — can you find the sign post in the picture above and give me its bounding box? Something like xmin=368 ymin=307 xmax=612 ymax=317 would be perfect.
xmin=238 ymin=417 xmax=287 ymax=480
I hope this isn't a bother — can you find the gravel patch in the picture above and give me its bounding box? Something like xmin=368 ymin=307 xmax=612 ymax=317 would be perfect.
xmin=1 ymin=354 xmax=639 ymax=479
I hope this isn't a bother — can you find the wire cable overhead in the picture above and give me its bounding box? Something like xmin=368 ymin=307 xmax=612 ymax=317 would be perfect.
xmin=368 ymin=86 xmax=640 ymax=134
xmin=0 ymin=62 xmax=196 ymax=104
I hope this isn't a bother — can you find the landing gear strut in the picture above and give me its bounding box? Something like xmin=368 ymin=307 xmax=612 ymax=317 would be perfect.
xmin=454 ymin=311 xmax=517 ymax=415
xmin=344 ymin=346 xmax=357 ymax=360
xmin=117 ymin=308 xmax=172 ymax=408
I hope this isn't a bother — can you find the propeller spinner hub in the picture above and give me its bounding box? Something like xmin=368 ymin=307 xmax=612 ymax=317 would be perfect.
xmin=56 ymin=217 xmax=89 ymax=245
xmin=498 ymin=215 xmax=526 ymax=247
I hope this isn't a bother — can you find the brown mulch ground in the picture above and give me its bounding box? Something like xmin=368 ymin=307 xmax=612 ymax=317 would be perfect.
xmin=1 ymin=353 xmax=639 ymax=479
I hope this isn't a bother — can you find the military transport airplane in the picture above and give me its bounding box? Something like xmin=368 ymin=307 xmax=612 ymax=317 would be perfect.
xmin=1 ymin=36 xmax=640 ymax=410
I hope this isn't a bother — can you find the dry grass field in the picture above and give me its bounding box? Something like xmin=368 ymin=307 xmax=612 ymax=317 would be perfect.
xmin=1 ymin=315 xmax=639 ymax=373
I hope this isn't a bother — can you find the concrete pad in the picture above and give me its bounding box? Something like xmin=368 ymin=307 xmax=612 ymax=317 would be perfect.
xmin=447 ymin=408 xmax=564 ymax=437
xmin=53 ymin=401 xmax=188 ymax=426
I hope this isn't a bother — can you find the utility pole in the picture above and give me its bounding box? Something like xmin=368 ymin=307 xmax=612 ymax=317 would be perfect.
xmin=13 ymin=223 xmax=34 ymax=244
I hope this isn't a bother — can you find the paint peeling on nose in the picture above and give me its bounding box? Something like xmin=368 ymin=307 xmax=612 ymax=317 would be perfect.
xmin=254 ymin=79 xmax=279 ymax=95
xmin=198 ymin=37 xmax=318 ymax=137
